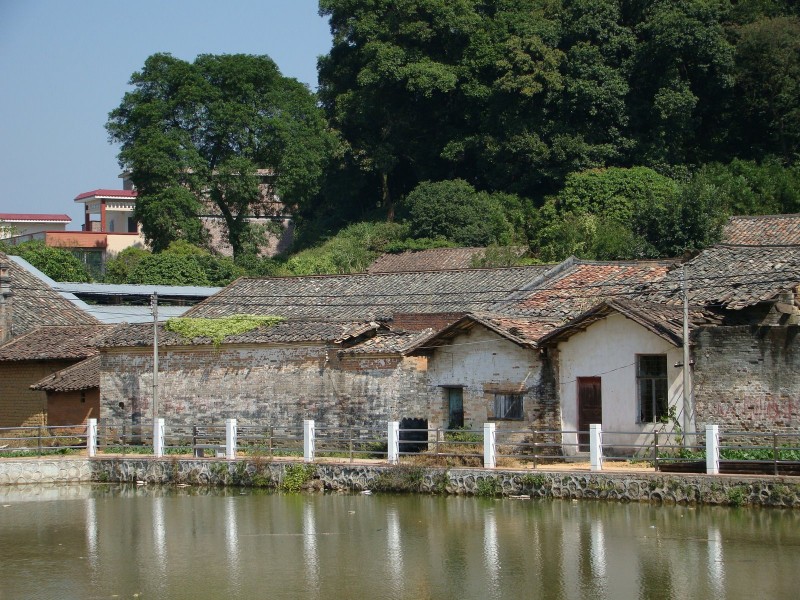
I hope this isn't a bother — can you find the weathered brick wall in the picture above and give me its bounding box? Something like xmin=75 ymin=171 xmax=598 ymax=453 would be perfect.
xmin=391 ymin=313 xmax=466 ymax=331
xmin=100 ymin=344 xmax=434 ymax=430
xmin=0 ymin=361 xmax=74 ymax=427
xmin=694 ymin=325 xmax=800 ymax=436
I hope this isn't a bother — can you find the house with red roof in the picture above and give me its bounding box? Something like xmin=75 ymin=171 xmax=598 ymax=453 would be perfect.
xmin=0 ymin=213 xmax=71 ymax=239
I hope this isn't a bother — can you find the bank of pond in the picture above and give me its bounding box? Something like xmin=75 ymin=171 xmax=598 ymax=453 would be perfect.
xmin=2 ymin=457 xmax=800 ymax=508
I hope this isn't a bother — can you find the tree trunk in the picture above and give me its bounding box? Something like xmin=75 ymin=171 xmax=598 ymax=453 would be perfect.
xmin=382 ymin=172 xmax=394 ymax=223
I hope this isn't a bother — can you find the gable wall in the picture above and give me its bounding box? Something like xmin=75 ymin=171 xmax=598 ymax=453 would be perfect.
xmin=425 ymin=327 xmax=558 ymax=442
xmin=693 ymin=325 xmax=800 ymax=437
xmin=100 ymin=345 xmax=432 ymax=430
xmin=0 ymin=360 xmax=75 ymax=427
xmin=556 ymin=313 xmax=683 ymax=454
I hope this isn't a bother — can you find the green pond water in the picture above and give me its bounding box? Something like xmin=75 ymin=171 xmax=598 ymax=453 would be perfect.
xmin=0 ymin=484 xmax=798 ymax=599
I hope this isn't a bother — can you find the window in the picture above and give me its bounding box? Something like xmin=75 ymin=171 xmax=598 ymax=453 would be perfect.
xmin=637 ymin=355 xmax=668 ymax=423
xmin=494 ymin=393 xmax=523 ymax=420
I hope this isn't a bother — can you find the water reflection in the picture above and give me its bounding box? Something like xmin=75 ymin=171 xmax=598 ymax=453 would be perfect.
xmin=0 ymin=485 xmax=799 ymax=599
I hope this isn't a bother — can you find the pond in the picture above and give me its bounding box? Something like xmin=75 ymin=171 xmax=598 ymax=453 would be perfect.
xmin=1 ymin=485 xmax=798 ymax=599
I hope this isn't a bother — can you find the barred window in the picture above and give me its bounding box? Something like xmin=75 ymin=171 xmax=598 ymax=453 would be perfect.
xmin=637 ymin=355 xmax=668 ymax=423
xmin=494 ymin=393 xmax=523 ymax=420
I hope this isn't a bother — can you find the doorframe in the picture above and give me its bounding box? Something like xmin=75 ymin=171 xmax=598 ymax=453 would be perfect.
xmin=577 ymin=376 xmax=602 ymax=452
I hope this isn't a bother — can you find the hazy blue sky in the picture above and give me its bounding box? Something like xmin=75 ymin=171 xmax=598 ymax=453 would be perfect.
xmin=0 ymin=0 xmax=331 ymax=226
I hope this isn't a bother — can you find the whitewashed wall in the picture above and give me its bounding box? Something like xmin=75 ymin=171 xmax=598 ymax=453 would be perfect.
xmin=556 ymin=313 xmax=684 ymax=455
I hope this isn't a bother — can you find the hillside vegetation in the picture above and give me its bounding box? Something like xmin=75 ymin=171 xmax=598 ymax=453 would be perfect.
xmin=9 ymin=1 xmax=800 ymax=284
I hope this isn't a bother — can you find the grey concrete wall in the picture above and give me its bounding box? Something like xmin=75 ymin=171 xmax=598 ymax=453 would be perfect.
xmin=0 ymin=459 xmax=92 ymax=485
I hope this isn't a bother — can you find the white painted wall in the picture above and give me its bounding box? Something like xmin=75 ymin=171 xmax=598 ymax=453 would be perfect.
xmin=426 ymin=326 xmax=542 ymax=431
xmin=556 ymin=313 xmax=684 ymax=456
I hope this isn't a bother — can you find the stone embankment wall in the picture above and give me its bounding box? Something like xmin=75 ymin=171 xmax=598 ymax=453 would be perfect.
xmin=2 ymin=457 xmax=798 ymax=508
xmin=89 ymin=458 xmax=800 ymax=508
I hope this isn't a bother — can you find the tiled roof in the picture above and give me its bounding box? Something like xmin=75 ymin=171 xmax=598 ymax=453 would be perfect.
xmin=497 ymin=258 xmax=673 ymax=322
xmin=722 ymin=214 xmax=800 ymax=246
xmin=1 ymin=252 xmax=99 ymax=337
xmin=643 ymin=244 xmax=800 ymax=310
xmin=367 ymin=247 xmax=526 ymax=273
xmin=74 ymin=189 xmax=138 ymax=201
xmin=537 ymin=299 xmax=711 ymax=347
xmin=0 ymin=213 xmax=71 ymax=223
xmin=30 ymin=356 xmax=99 ymax=392
xmin=0 ymin=325 xmax=110 ymax=361
xmin=339 ymin=329 xmax=435 ymax=355
xmin=185 ymin=266 xmax=552 ymax=322
xmin=97 ymin=320 xmax=380 ymax=348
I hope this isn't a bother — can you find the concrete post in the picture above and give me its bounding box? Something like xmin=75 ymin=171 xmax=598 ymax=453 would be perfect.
xmin=226 ymin=418 xmax=237 ymax=460
xmin=388 ymin=421 xmax=400 ymax=465
xmin=484 ymin=423 xmax=496 ymax=469
xmin=153 ymin=418 xmax=165 ymax=458
xmin=590 ymin=424 xmax=603 ymax=472
xmin=87 ymin=418 xmax=97 ymax=458
xmin=303 ymin=419 xmax=315 ymax=463
xmin=706 ymin=424 xmax=720 ymax=475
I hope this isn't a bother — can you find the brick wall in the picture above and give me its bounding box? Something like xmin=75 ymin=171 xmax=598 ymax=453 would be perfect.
xmin=47 ymin=389 xmax=99 ymax=427
xmin=694 ymin=325 xmax=800 ymax=436
xmin=391 ymin=313 xmax=466 ymax=331
xmin=0 ymin=361 xmax=74 ymax=427
xmin=100 ymin=344 xmax=434 ymax=430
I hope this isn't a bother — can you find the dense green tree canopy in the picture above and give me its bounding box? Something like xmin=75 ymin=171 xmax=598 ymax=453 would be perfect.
xmin=107 ymin=53 xmax=336 ymax=258
xmin=0 ymin=241 xmax=92 ymax=283
xmin=318 ymin=0 xmax=798 ymax=215
xmin=400 ymin=179 xmax=522 ymax=247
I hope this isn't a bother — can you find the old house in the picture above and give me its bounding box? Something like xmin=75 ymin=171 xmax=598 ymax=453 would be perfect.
xmin=30 ymin=356 xmax=101 ymax=429
xmin=96 ymin=266 xmax=553 ymax=430
xmin=0 ymin=252 xmax=104 ymax=427
xmin=536 ymin=240 xmax=800 ymax=453
xmin=96 ymin=260 xmax=669 ymax=441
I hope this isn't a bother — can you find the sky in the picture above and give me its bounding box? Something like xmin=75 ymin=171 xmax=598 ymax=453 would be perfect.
xmin=0 ymin=0 xmax=332 ymax=227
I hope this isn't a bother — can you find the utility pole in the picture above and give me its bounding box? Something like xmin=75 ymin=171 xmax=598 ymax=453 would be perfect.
xmin=682 ymin=266 xmax=694 ymax=447
xmin=151 ymin=292 xmax=159 ymax=428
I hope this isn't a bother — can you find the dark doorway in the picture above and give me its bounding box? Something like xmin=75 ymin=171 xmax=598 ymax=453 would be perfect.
xmin=577 ymin=377 xmax=602 ymax=452
xmin=399 ymin=417 xmax=428 ymax=453
xmin=446 ymin=387 xmax=464 ymax=429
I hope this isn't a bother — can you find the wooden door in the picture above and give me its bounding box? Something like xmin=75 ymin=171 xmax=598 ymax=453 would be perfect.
xmin=447 ymin=388 xmax=464 ymax=429
xmin=577 ymin=377 xmax=602 ymax=452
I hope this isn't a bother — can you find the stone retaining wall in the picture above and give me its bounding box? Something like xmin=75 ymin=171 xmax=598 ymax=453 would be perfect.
xmin=1 ymin=457 xmax=797 ymax=508
xmin=89 ymin=458 xmax=800 ymax=508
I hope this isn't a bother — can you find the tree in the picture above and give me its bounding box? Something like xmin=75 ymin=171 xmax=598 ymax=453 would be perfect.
xmin=107 ymin=53 xmax=336 ymax=258
xmin=1 ymin=241 xmax=91 ymax=282
xmin=400 ymin=179 xmax=519 ymax=247
xmin=733 ymin=16 xmax=800 ymax=161
xmin=318 ymin=0 xmax=479 ymax=220
xmin=688 ymin=158 xmax=800 ymax=215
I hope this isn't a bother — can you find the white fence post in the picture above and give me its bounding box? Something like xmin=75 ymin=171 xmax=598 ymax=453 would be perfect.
xmin=590 ymin=424 xmax=603 ymax=472
xmin=153 ymin=418 xmax=164 ymax=458
xmin=226 ymin=418 xmax=237 ymax=460
xmin=388 ymin=421 xmax=400 ymax=465
xmin=484 ymin=423 xmax=496 ymax=469
xmin=87 ymin=418 xmax=97 ymax=458
xmin=706 ymin=424 xmax=720 ymax=475
xmin=304 ymin=419 xmax=315 ymax=463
